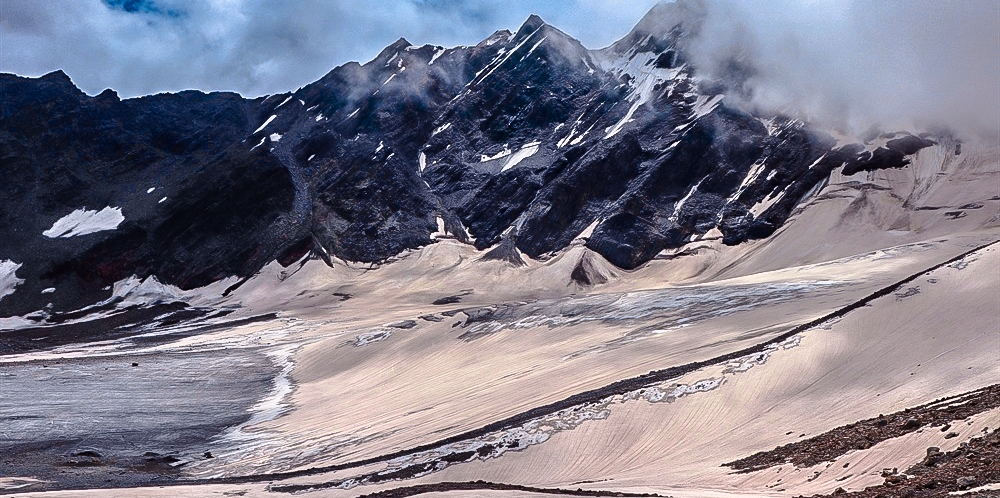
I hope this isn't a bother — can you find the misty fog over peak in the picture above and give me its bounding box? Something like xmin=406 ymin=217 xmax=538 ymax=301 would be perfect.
xmin=684 ymin=0 xmax=1000 ymax=138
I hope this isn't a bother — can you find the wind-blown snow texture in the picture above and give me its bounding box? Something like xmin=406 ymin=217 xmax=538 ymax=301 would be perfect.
xmin=0 ymin=2 xmax=935 ymax=318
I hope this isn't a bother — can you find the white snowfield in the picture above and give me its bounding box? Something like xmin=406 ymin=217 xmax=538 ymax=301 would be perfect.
xmin=42 ymin=206 xmax=124 ymax=238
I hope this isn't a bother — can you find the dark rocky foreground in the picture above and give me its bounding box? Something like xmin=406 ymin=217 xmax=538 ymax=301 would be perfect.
xmin=0 ymin=0 xmax=938 ymax=324
xmin=799 ymin=404 xmax=1000 ymax=498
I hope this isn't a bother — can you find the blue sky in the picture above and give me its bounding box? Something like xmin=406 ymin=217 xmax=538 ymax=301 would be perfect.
xmin=0 ymin=0 xmax=660 ymax=97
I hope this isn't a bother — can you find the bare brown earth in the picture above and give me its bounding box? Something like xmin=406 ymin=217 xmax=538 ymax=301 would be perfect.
xmin=726 ymin=384 xmax=1000 ymax=472
xmin=808 ymin=428 xmax=1000 ymax=497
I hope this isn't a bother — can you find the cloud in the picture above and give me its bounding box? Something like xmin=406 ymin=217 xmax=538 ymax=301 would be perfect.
xmin=686 ymin=0 xmax=1000 ymax=137
xmin=0 ymin=0 xmax=658 ymax=97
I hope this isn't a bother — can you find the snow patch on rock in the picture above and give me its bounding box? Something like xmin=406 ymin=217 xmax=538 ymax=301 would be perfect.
xmin=480 ymin=145 xmax=512 ymax=162
xmin=0 ymin=260 xmax=25 ymax=301
xmin=428 ymin=48 xmax=446 ymax=65
xmin=43 ymin=207 xmax=124 ymax=238
xmin=501 ymin=142 xmax=540 ymax=172
xmin=253 ymin=115 xmax=276 ymax=134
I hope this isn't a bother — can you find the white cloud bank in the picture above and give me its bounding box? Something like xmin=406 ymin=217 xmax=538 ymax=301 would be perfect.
xmin=687 ymin=0 xmax=999 ymax=136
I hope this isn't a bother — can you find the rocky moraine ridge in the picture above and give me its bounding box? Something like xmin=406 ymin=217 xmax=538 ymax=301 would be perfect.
xmin=0 ymin=1 xmax=938 ymax=320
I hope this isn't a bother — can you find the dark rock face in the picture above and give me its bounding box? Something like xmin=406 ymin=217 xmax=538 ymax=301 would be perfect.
xmin=840 ymin=134 xmax=937 ymax=176
xmin=0 ymin=71 xmax=298 ymax=316
xmin=0 ymin=2 xmax=935 ymax=319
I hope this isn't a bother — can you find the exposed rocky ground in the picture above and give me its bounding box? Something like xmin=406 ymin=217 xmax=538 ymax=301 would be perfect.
xmin=726 ymin=384 xmax=999 ymax=472
xmin=807 ymin=428 xmax=1000 ymax=497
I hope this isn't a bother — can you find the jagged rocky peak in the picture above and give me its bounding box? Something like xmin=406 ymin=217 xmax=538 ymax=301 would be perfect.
xmin=631 ymin=0 xmax=707 ymax=39
xmin=517 ymin=14 xmax=546 ymax=36
xmin=479 ymin=29 xmax=513 ymax=47
xmin=1 ymin=70 xmax=84 ymax=112
xmin=502 ymin=13 xmax=599 ymax=72
xmin=600 ymin=0 xmax=706 ymax=63
xmin=40 ymin=68 xmax=76 ymax=84
xmin=371 ymin=37 xmax=413 ymax=65
xmin=0 ymin=0 xmax=956 ymax=323
xmin=96 ymin=88 xmax=120 ymax=101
